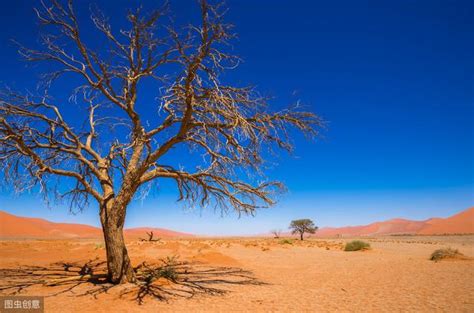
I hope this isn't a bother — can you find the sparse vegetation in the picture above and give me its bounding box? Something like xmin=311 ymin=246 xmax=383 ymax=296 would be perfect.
xmin=344 ymin=240 xmax=371 ymax=251
xmin=157 ymin=266 xmax=178 ymax=281
xmin=279 ymin=239 xmax=293 ymax=245
xmin=94 ymin=243 xmax=104 ymax=250
xmin=137 ymin=256 xmax=180 ymax=284
xmin=430 ymin=248 xmax=465 ymax=261
xmin=158 ymin=256 xmax=180 ymax=281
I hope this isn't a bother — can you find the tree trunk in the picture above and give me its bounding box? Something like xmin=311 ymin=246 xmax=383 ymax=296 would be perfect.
xmin=300 ymin=232 xmax=304 ymax=241
xmin=100 ymin=202 xmax=136 ymax=284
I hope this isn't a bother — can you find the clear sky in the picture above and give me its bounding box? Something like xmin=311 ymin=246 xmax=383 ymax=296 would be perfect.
xmin=0 ymin=0 xmax=473 ymax=235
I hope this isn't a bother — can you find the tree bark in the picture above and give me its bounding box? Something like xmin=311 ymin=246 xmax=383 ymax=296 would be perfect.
xmin=300 ymin=232 xmax=304 ymax=241
xmin=100 ymin=201 xmax=136 ymax=284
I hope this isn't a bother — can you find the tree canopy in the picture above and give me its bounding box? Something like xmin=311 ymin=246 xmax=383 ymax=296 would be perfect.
xmin=0 ymin=0 xmax=323 ymax=215
xmin=290 ymin=219 xmax=318 ymax=240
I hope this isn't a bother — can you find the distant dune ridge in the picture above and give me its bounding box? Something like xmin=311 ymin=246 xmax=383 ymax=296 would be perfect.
xmin=123 ymin=227 xmax=193 ymax=239
xmin=0 ymin=211 xmax=193 ymax=239
xmin=0 ymin=207 xmax=473 ymax=239
xmin=316 ymin=207 xmax=474 ymax=237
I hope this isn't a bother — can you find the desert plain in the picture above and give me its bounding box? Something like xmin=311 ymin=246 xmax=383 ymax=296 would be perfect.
xmin=1 ymin=234 xmax=473 ymax=312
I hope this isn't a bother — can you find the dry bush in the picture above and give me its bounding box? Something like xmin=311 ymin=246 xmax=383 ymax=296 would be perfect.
xmin=279 ymin=239 xmax=293 ymax=245
xmin=430 ymin=248 xmax=465 ymax=262
xmin=344 ymin=240 xmax=370 ymax=251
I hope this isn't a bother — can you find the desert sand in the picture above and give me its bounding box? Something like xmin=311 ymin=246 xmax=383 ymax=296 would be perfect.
xmin=1 ymin=208 xmax=473 ymax=311
xmin=1 ymin=235 xmax=473 ymax=312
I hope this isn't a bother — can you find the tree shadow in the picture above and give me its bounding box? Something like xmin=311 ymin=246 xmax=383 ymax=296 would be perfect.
xmin=0 ymin=257 xmax=265 ymax=304
xmin=0 ymin=259 xmax=111 ymax=297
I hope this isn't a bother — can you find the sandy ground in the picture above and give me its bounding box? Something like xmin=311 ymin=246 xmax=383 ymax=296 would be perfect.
xmin=1 ymin=235 xmax=473 ymax=312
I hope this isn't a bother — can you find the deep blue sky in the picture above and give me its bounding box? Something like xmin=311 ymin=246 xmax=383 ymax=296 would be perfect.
xmin=0 ymin=0 xmax=473 ymax=235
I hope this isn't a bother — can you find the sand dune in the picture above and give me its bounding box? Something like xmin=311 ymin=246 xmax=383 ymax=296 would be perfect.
xmin=317 ymin=207 xmax=474 ymax=237
xmin=0 ymin=211 xmax=192 ymax=239
xmin=419 ymin=207 xmax=474 ymax=235
xmin=124 ymin=227 xmax=193 ymax=239
xmin=1 ymin=207 xmax=472 ymax=239
xmin=0 ymin=211 xmax=102 ymax=239
xmin=316 ymin=218 xmax=427 ymax=237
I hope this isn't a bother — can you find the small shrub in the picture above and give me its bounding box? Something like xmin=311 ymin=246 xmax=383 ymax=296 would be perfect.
xmin=162 ymin=255 xmax=179 ymax=265
xmin=430 ymin=248 xmax=464 ymax=261
xmin=94 ymin=243 xmax=104 ymax=250
xmin=279 ymin=239 xmax=293 ymax=245
xmin=136 ymin=256 xmax=180 ymax=284
xmin=157 ymin=255 xmax=179 ymax=281
xmin=157 ymin=266 xmax=178 ymax=281
xmin=344 ymin=240 xmax=370 ymax=251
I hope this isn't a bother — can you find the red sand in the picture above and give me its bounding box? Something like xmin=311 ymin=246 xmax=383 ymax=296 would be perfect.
xmin=0 ymin=236 xmax=473 ymax=312
xmin=0 ymin=211 xmax=102 ymax=239
xmin=1 ymin=208 xmax=473 ymax=312
xmin=0 ymin=211 xmax=192 ymax=239
xmin=124 ymin=227 xmax=193 ymax=239
xmin=316 ymin=206 xmax=474 ymax=237
xmin=1 ymin=207 xmax=472 ymax=239
xmin=419 ymin=207 xmax=474 ymax=234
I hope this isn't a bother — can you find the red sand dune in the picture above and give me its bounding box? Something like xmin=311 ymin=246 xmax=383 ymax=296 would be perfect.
xmin=1 ymin=207 xmax=473 ymax=239
xmin=124 ymin=227 xmax=193 ymax=239
xmin=0 ymin=211 xmax=102 ymax=239
xmin=316 ymin=207 xmax=474 ymax=237
xmin=418 ymin=207 xmax=474 ymax=235
xmin=0 ymin=211 xmax=192 ymax=239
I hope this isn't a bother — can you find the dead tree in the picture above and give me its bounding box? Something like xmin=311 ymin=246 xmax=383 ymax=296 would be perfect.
xmin=0 ymin=0 xmax=323 ymax=284
xmin=271 ymin=229 xmax=282 ymax=239
xmin=140 ymin=231 xmax=160 ymax=242
xmin=146 ymin=231 xmax=155 ymax=241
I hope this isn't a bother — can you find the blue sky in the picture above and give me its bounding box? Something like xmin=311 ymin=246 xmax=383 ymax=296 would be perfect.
xmin=0 ymin=0 xmax=473 ymax=235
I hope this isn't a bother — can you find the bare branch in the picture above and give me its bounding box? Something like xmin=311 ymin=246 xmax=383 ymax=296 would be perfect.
xmin=1 ymin=0 xmax=323 ymax=216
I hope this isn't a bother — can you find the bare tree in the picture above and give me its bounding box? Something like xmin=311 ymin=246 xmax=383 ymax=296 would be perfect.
xmin=146 ymin=231 xmax=155 ymax=242
xmin=140 ymin=231 xmax=160 ymax=242
xmin=0 ymin=0 xmax=323 ymax=284
xmin=271 ymin=229 xmax=282 ymax=239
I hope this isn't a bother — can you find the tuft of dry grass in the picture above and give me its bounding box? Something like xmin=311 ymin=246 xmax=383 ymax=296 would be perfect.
xmin=344 ymin=240 xmax=371 ymax=251
xmin=430 ymin=248 xmax=465 ymax=262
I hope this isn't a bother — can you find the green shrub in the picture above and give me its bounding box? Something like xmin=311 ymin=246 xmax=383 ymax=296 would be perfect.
xmin=94 ymin=242 xmax=104 ymax=250
xmin=137 ymin=257 xmax=180 ymax=284
xmin=157 ymin=255 xmax=179 ymax=281
xmin=157 ymin=266 xmax=178 ymax=281
xmin=279 ymin=239 xmax=293 ymax=245
xmin=430 ymin=248 xmax=464 ymax=261
xmin=344 ymin=240 xmax=370 ymax=251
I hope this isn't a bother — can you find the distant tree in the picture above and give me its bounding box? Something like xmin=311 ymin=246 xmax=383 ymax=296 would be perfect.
xmin=271 ymin=229 xmax=282 ymax=239
xmin=0 ymin=0 xmax=322 ymax=284
xmin=289 ymin=219 xmax=318 ymax=240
